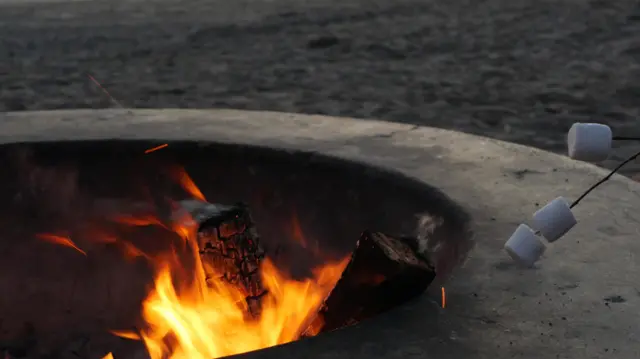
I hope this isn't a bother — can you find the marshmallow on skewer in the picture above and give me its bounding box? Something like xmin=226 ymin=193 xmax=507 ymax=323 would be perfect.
xmin=567 ymin=122 xmax=612 ymax=162
xmin=504 ymin=224 xmax=547 ymax=267
xmin=531 ymin=196 xmax=577 ymax=242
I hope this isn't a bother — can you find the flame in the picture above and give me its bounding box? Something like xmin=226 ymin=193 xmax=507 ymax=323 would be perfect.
xmin=130 ymin=254 xmax=348 ymax=359
xmin=168 ymin=166 xmax=206 ymax=202
xmin=36 ymin=233 xmax=87 ymax=256
xmin=290 ymin=212 xmax=308 ymax=248
xmin=290 ymin=211 xmax=320 ymax=255
xmin=125 ymin=192 xmax=348 ymax=359
xmin=37 ymin=166 xmax=348 ymax=359
xmin=112 ymin=214 xmax=169 ymax=229
xmin=110 ymin=330 xmax=141 ymax=340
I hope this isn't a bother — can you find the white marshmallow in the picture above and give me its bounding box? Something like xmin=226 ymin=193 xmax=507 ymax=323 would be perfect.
xmin=504 ymin=224 xmax=547 ymax=267
xmin=567 ymin=122 xmax=612 ymax=162
xmin=531 ymin=196 xmax=577 ymax=242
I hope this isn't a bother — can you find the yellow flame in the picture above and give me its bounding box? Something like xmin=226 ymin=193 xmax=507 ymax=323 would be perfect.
xmin=41 ymin=166 xmax=348 ymax=359
xmin=128 ymin=253 xmax=348 ymax=359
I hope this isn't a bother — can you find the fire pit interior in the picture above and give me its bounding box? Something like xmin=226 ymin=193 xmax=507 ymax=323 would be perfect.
xmin=0 ymin=140 xmax=472 ymax=359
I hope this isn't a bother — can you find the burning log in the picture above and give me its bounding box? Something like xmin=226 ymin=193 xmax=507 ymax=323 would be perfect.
xmin=174 ymin=200 xmax=267 ymax=317
xmin=307 ymin=231 xmax=436 ymax=334
xmin=172 ymin=201 xmax=434 ymax=336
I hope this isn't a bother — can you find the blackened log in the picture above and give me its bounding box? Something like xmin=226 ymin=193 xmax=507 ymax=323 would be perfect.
xmin=308 ymin=231 xmax=436 ymax=334
xmin=175 ymin=200 xmax=267 ymax=317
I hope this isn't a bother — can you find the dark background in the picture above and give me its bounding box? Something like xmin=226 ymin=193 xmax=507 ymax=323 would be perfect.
xmin=1 ymin=0 xmax=639 ymax=174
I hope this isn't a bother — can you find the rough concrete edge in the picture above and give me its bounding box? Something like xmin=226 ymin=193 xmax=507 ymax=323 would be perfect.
xmin=3 ymin=109 xmax=640 ymax=359
xmin=0 ymin=108 xmax=626 ymax=182
xmin=3 ymin=108 xmax=634 ymax=281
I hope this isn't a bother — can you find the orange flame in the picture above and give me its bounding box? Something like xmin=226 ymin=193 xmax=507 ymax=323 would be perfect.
xmin=36 ymin=233 xmax=87 ymax=256
xmin=38 ymin=167 xmax=347 ymax=359
xmin=126 ymin=254 xmax=348 ymax=359
xmin=85 ymin=230 xmax=151 ymax=261
xmin=290 ymin=211 xmax=320 ymax=255
xmin=110 ymin=330 xmax=141 ymax=341
xmin=291 ymin=212 xmax=308 ymax=248
xmin=112 ymin=214 xmax=168 ymax=229
xmin=169 ymin=166 xmax=206 ymax=202
xmin=120 ymin=184 xmax=347 ymax=359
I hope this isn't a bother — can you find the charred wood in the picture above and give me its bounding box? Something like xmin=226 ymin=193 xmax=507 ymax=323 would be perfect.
xmin=174 ymin=200 xmax=267 ymax=317
xmin=308 ymin=231 xmax=436 ymax=334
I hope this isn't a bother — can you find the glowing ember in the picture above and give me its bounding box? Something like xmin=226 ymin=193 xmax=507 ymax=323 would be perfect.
xmin=39 ymin=166 xmax=348 ymax=359
xmin=145 ymin=144 xmax=169 ymax=154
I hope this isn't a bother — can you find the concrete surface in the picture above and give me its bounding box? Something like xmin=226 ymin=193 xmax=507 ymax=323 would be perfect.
xmin=1 ymin=109 xmax=639 ymax=359
xmin=1 ymin=0 xmax=640 ymax=176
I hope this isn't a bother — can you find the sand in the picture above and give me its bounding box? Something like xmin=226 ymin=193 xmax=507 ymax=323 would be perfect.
xmin=1 ymin=0 xmax=639 ymax=173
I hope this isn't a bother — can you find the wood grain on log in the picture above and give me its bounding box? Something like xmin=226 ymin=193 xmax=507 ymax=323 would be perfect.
xmin=175 ymin=200 xmax=267 ymax=317
xmin=307 ymin=231 xmax=436 ymax=334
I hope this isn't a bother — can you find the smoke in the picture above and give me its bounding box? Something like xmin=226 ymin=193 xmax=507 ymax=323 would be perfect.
xmin=414 ymin=213 xmax=474 ymax=285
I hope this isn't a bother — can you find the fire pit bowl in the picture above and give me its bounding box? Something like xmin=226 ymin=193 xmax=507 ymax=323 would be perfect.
xmin=0 ymin=109 xmax=639 ymax=359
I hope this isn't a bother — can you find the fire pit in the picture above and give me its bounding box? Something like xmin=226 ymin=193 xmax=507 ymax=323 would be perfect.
xmin=1 ymin=109 xmax=639 ymax=359
xmin=0 ymin=109 xmax=471 ymax=359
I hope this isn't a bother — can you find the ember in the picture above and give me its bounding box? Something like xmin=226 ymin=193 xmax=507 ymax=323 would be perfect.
xmin=30 ymin=167 xmax=436 ymax=359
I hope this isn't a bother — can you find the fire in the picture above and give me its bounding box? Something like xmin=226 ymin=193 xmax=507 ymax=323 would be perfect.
xmin=291 ymin=212 xmax=308 ymax=248
xmin=290 ymin=211 xmax=320 ymax=255
xmin=36 ymin=233 xmax=87 ymax=256
xmin=134 ymin=255 xmax=348 ymax=359
xmin=39 ymin=166 xmax=348 ymax=359
xmin=168 ymin=165 xmax=206 ymax=202
xmin=112 ymin=214 xmax=168 ymax=229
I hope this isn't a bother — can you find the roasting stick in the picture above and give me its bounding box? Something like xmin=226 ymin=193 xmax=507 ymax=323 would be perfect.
xmin=612 ymin=136 xmax=640 ymax=141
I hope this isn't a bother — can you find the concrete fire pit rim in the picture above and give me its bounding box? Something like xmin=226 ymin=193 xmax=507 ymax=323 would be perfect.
xmin=2 ymin=109 xmax=640 ymax=359
xmin=0 ymin=108 xmax=630 ymax=182
xmin=8 ymin=137 xmax=467 ymax=208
